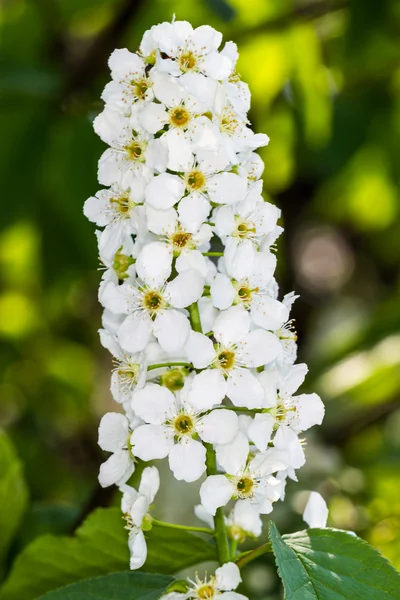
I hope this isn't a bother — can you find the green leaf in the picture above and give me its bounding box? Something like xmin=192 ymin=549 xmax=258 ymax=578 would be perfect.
xmin=0 ymin=508 xmax=216 ymax=600
xmin=37 ymin=572 xmax=174 ymax=599
xmin=0 ymin=430 xmax=28 ymax=573
xmin=270 ymin=522 xmax=400 ymax=599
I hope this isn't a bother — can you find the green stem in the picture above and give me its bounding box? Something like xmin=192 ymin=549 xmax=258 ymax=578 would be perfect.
xmin=152 ymin=518 xmax=213 ymax=535
xmin=188 ymin=302 xmax=202 ymax=333
xmin=202 ymin=251 xmax=224 ymax=257
xmin=147 ymin=362 xmax=193 ymax=371
xmin=235 ymin=542 xmax=272 ymax=568
xmin=230 ymin=539 xmax=238 ymax=560
xmin=221 ymin=406 xmax=266 ymax=414
xmin=205 ymin=443 xmax=230 ymax=565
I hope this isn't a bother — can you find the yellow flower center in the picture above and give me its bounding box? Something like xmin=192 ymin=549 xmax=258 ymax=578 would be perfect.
xmin=116 ymin=362 xmax=140 ymax=387
xmin=185 ymin=170 xmax=206 ymax=192
xmin=217 ymin=349 xmax=236 ymax=372
xmin=110 ymin=195 xmax=131 ymax=215
xmin=234 ymin=218 xmax=256 ymax=240
xmin=178 ymin=50 xmax=198 ymax=72
xmin=173 ymin=414 xmax=194 ymax=435
xmin=196 ymin=584 xmax=215 ymax=599
xmin=143 ymin=290 xmax=165 ymax=316
xmin=171 ymin=231 xmax=193 ymax=250
xmin=126 ymin=140 xmax=146 ymax=161
xmin=169 ymin=106 xmax=191 ymax=128
xmin=130 ymin=78 xmax=150 ymax=99
xmin=236 ymin=476 xmax=254 ymax=498
xmin=219 ymin=109 xmax=239 ymax=135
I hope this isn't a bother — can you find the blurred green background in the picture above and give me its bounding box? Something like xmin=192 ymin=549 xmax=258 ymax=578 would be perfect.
xmin=0 ymin=0 xmax=399 ymax=596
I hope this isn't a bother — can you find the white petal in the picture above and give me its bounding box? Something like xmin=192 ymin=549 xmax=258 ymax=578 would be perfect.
xmin=200 ymin=475 xmax=234 ymax=516
xmin=180 ymin=72 xmax=217 ymax=105
xmin=257 ymin=369 xmax=279 ymax=408
xmin=208 ymin=173 xmax=247 ymax=205
xmin=130 ymin=494 xmax=149 ymax=527
xmin=214 ymin=206 xmax=236 ymax=235
xmin=98 ymin=450 xmax=134 ymax=488
xmin=140 ymin=103 xmax=168 ymax=134
xmin=248 ymin=413 xmax=275 ymax=452
xmin=251 ymin=296 xmax=289 ymax=331
xmin=98 ymin=412 xmax=129 ymax=452
xmin=226 ymin=370 xmax=264 ymax=408
xmin=152 ymin=70 xmax=184 ymax=106
xmin=231 ymin=500 xmax=262 ymax=538
xmin=202 ymin=51 xmax=233 ymax=80
xmin=139 ymin=466 xmax=160 ymax=503
xmin=129 ymin=529 xmax=147 ymax=570
xmin=175 ymin=250 xmax=208 ymax=278
xmin=281 ymin=363 xmax=308 ymax=397
xmin=168 ymin=438 xmax=206 ymax=482
xmin=93 ymin=108 xmax=127 ymax=146
xmin=146 ymin=205 xmax=177 ymax=235
xmin=166 ymin=269 xmax=204 ymax=308
xmin=198 ymin=409 xmax=238 ymax=444
xmin=185 ymin=331 xmax=216 ymax=368
xmin=213 ymin=305 xmax=250 ymax=346
xmin=198 ymin=296 xmax=218 ymax=333
xmin=211 ymin=274 xmax=236 ymax=310
xmin=136 ymin=242 xmax=172 ymax=287
xmin=250 ymin=251 xmax=277 ymax=285
xmin=118 ymin=313 xmax=153 ymax=353
xmin=166 ymin=129 xmax=194 ymax=172
xmin=215 ymin=562 xmax=242 ymax=592
xmin=239 ymin=329 xmax=281 ymax=367
xmin=153 ymin=309 xmax=190 ymax=352
xmin=293 ymin=393 xmax=325 ymax=432
xmin=303 ymin=492 xmax=328 ymax=529
xmin=108 ymin=48 xmax=145 ymax=80
xmin=145 ymin=173 xmax=185 ymax=209
xmin=216 ymin=431 xmax=249 ymax=475
xmin=131 ymin=383 xmax=176 ymax=424
xmin=131 ymin=424 xmax=174 ymax=461
xmin=146 ymin=138 xmax=168 ymax=173
xmin=225 ymin=239 xmax=256 ymax=280
xmin=188 ymin=369 xmax=226 ymax=410
xmin=178 ymin=193 xmax=211 ymax=233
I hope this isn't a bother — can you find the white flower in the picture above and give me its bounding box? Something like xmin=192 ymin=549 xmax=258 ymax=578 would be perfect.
xmin=200 ymin=432 xmax=287 ymax=515
xmin=303 ymin=491 xmax=328 ymax=529
xmin=211 ymin=253 xmax=289 ymax=331
xmin=94 ymin=108 xmax=167 ymax=187
xmin=147 ymin=21 xmax=235 ymax=81
xmin=98 ymin=412 xmax=139 ymax=488
xmin=121 ymin=466 xmax=160 ymax=569
xmin=185 ymin=305 xmax=281 ymax=410
xmin=163 ymin=561 xmax=246 ymax=600
xmin=130 ymin=382 xmax=238 ymax=482
xmin=144 ymin=208 xmax=213 ymax=277
xmin=145 ymin=163 xmax=248 ymax=212
xmin=101 ymin=48 xmax=154 ymax=113
xmin=259 ymin=363 xmax=325 ymax=434
xmin=273 ymin=292 xmax=299 ymax=369
xmin=140 ymin=71 xmax=219 ymax=169
xmin=195 ymin=500 xmax=262 ymax=542
xmin=210 ymin=86 xmax=269 ymax=162
xmin=214 ymin=181 xmax=281 ymax=269
xmin=84 ymin=183 xmax=147 ymax=262
xmin=100 ymin=268 xmax=204 ymax=353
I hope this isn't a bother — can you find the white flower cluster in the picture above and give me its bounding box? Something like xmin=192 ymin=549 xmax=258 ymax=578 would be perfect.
xmin=84 ymin=18 xmax=325 ymax=580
